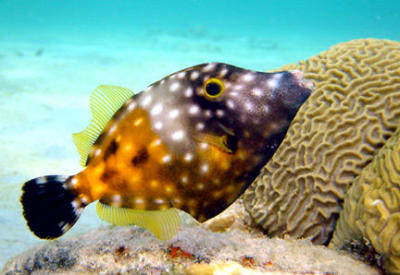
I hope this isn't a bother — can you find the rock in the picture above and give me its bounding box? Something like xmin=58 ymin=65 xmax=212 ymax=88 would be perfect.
xmin=202 ymin=199 xmax=260 ymax=234
xmin=3 ymin=225 xmax=379 ymax=274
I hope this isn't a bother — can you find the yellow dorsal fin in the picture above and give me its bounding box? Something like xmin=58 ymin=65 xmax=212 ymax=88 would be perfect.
xmin=96 ymin=202 xmax=182 ymax=240
xmin=72 ymin=85 xmax=135 ymax=166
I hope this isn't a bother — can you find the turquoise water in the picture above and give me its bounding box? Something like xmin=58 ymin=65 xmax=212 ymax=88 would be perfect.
xmin=0 ymin=0 xmax=399 ymax=268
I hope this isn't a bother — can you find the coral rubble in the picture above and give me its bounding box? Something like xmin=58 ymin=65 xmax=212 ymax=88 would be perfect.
xmin=2 ymin=225 xmax=378 ymax=274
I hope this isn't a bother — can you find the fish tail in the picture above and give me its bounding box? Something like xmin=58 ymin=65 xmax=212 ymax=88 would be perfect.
xmin=20 ymin=175 xmax=87 ymax=239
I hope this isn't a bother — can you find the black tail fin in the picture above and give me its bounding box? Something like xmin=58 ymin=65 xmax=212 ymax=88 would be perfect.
xmin=21 ymin=175 xmax=87 ymax=239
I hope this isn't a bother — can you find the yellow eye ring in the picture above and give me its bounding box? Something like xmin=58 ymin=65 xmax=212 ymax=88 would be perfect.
xmin=203 ymin=78 xmax=225 ymax=98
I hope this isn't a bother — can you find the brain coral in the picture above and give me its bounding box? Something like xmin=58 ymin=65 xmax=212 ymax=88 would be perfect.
xmin=243 ymin=38 xmax=400 ymax=245
xmin=329 ymin=126 xmax=400 ymax=274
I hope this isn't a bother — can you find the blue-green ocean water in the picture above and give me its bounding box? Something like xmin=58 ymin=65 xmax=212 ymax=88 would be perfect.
xmin=2 ymin=0 xmax=400 ymax=60
xmin=0 ymin=0 xmax=399 ymax=268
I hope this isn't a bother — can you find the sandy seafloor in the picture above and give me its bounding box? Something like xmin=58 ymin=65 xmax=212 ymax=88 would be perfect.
xmin=1 ymin=27 xmax=399 ymax=268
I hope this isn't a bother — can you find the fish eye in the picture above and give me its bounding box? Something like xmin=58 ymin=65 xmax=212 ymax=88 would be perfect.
xmin=204 ymin=78 xmax=225 ymax=98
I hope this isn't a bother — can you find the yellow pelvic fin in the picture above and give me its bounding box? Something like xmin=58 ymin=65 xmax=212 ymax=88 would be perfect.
xmin=72 ymin=85 xmax=135 ymax=166
xmin=96 ymin=202 xmax=182 ymax=240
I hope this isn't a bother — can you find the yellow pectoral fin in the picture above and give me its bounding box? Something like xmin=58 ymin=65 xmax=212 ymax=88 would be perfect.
xmin=194 ymin=133 xmax=233 ymax=153
xmin=96 ymin=202 xmax=182 ymax=240
xmin=73 ymin=85 xmax=135 ymax=166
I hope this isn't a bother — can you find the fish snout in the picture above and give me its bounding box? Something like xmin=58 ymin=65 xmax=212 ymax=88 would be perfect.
xmin=272 ymin=70 xmax=313 ymax=117
xmin=290 ymin=70 xmax=314 ymax=90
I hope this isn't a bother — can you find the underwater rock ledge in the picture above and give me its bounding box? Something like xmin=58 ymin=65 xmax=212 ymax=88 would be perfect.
xmin=3 ymin=226 xmax=379 ymax=275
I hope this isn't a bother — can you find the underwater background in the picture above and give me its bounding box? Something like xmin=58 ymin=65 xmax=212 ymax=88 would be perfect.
xmin=0 ymin=0 xmax=399 ymax=267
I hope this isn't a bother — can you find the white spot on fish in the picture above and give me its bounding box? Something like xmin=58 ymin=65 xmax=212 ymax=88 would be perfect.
xmin=201 ymin=163 xmax=209 ymax=174
xmin=134 ymin=118 xmax=143 ymax=126
xmin=71 ymin=200 xmax=80 ymax=209
xmin=184 ymin=87 xmax=193 ymax=97
xmin=220 ymin=68 xmax=228 ymax=77
xmin=169 ymin=81 xmax=180 ymax=92
xmin=189 ymin=105 xmax=200 ymax=115
xmin=162 ymin=154 xmax=172 ymax=163
xmin=242 ymin=73 xmax=256 ymax=82
xmin=252 ymin=88 xmax=263 ymax=97
xmin=94 ymin=148 xmax=102 ymax=157
xmin=173 ymin=197 xmax=183 ymax=205
xmin=127 ymin=101 xmax=136 ymax=111
xmin=227 ymin=100 xmax=235 ymax=109
xmin=109 ymin=125 xmax=117 ymax=133
xmin=203 ymin=63 xmax=216 ymax=72
xmin=245 ymin=102 xmax=253 ymax=111
xmin=184 ymin=153 xmax=193 ymax=162
xmin=169 ymin=109 xmax=180 ymax=119
xmin=112 ymin=194 xmax=122 ymax=204
xmin=200 ymin=143 xmax=208 ymax=150
xmin=196 ymin=122 xmax=205 ymax=131
xmin=70 ymin=178 xmax=78 ymax=187
xmin=81 ymin=196 xmax=89 ymax=205
xmin=263 ymin=105 xmax=270 ymax=113
xmin=150 ymin=138 xmax=162 ymax=147
xmin=197 ymin=183 xmax=205 ymax=190
xmin=36 ymin=177 xmax=47 ymax=184
xmin=181 ymin=176 xmax=188 ymax=184
xmin=177 ymin=71 xmax=186 ymax=79
xmin=204 ymin=110 xmax=212 ymax=118
xmin=154 ymin=198 xmax=166 ymax=205
xmin=151 ymin=103 xmax=163 ymax=116
xmin=141 ymin=95 xmax=152 ymax=107
xmin=234 ymin=84 xmax=244 ymax=90
xmin=230 ymin=91 xmax=239 ymax=97
xmin=171 ymin=130 xmax=184 ymax=141
xmin=55 ymin=175 xmax=67 ymax=182
xmin=135 ymin=198 xmax=145 ymax=205
xmin=154 ymin=121 xmax=163 ymax=130
xmin=190 ymin=71 xmax=200 ymax=80
xmin=216 ymin=110 xmax=224 ymax=117
xmin=267 ymin=78 xmax=279 ymax=89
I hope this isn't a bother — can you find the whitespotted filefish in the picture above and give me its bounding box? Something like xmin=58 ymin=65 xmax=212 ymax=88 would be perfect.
xmin=21 ymin=63 xmax=313 ymax=240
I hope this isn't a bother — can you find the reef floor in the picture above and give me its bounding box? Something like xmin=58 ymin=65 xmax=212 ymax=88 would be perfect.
xmin=3 ymin=223 xmax=380 ymax=275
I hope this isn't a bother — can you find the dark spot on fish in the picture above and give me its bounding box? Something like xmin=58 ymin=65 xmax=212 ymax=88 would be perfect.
xmin=85 ymin=156 xmax=92 ymax=166
xmin=131 ymin=148 xmax=149 ymax=166
xmin=101 ymin=170 xmax=118 ymax=182
xmin=104 ymin=140 xmax=119 ymax=160
xmin=93 ymin=132 xmax=106 ymax=147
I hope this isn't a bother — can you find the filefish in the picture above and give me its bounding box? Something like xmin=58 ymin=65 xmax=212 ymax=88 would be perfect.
xmin=21 ymin=63 xmax=313 ymax=240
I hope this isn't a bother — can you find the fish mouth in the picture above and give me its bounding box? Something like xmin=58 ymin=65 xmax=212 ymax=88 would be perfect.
xmin=290 ymin=70 xmax=314 ymax=91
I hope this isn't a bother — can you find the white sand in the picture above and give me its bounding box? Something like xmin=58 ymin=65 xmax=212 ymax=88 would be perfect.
xmin=0 ymin=31 xmax=345 ymax=266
